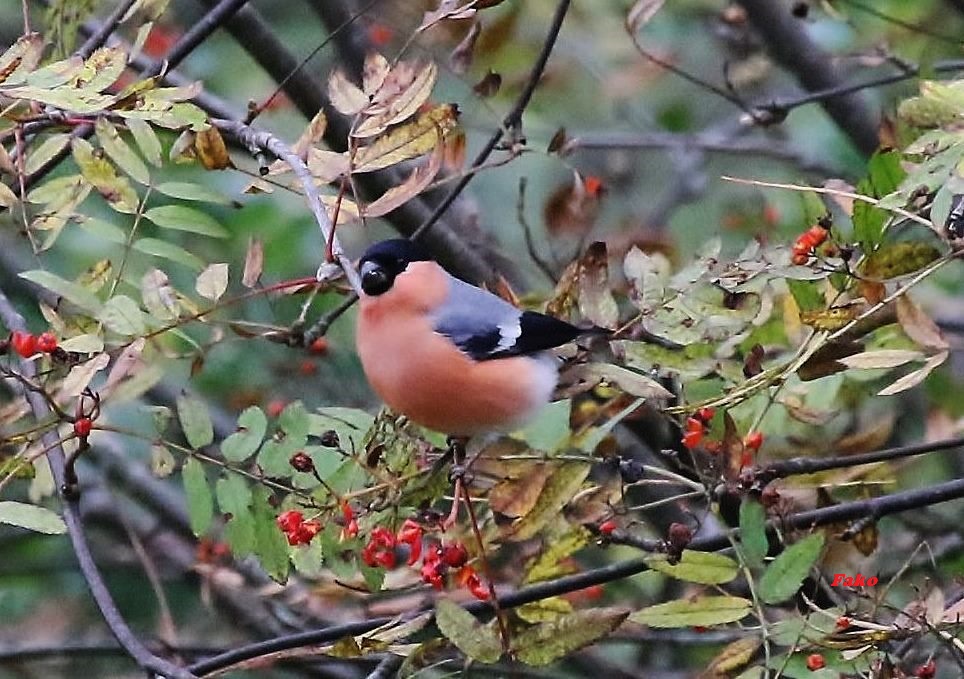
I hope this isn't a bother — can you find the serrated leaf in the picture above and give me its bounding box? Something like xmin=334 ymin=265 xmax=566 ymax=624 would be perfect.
xmin=177 ymin=393 xmax=214 ymax=449
xmin=704 ymin=637 xmax=762 ymax=676
xmin=196 ymin=262 xmax=228 ymax=301
xmin=0 ymin=501 xmax=66 ymax=534
xmin=98 ymin=294 xmax=146 ymax=336
xmin=95 ymin=118 xmax=150 ymax=185
xmin=758 ymin=533 xmax=824 ymax=604
xmin=126 ymin=118 xmax=162 ymax=166
xmin=144 ymin=205 xmax=228 ymax=238
xmin=352 ymin=103 xmax=458 ymax=172
xmin=786 ymin=279 xmax=823 ymax=313
xmin=837 ymin=350 xmax=923 ymax=370
xmin=133 ymin=238 xmax=204 ymax=270
xmin=739 ymin=499 xmax=768 ymax=569
xmin=435 ymin=599 xmax=501 ymax=663
xmin=150 ymin=443 xmax=176 ymax=477
xmin=222 ymin=406 xmax=268 ymax=462
xmin=216 ymin=472 xmax=255 ymax=556
xmin=19 ymin=269 xmax=102 ymax=313
xmin=644 ymin=550 xmax=740 ymax=585
xmin=630 ymin=596 xmax=752 ymax=628
xmin=258 ymin=401 xmax=310 ymax=476
xmin=155 ymin=181 xmax=230 ymax=204
xmin=252 ymin=486 xmax=289 ymax=582
xmin=328 ymin=68 xmax=367 ymax=115
xmin=523 ymin=527 xmax=590 ymax=584
xmin=24 ymin=133 xmax=71 ymax=176
xmin=182 ymin=458 xmax=213 ymax=536
xmin=514 ymin=608 xmax=629 ymax=665
xmin=504 ymin=461 xmax=590 ymax=541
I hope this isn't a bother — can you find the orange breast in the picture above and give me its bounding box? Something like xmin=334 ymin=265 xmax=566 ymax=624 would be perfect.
xmin=356 ymin=280 xmax=555 ymax=434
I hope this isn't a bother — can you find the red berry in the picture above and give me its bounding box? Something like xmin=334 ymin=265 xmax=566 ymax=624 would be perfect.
xmin=276 ymin=510 xmax=304 ymax=533
xmin=791 ymin=252 xmax=810 ymax=265
xmin=696 ymin=407 xmax=715 ymax=423
xmin=307 ymin=337 xmax=329 ymax=355
xmin=692 ymin=625 xmax=708 ymax=633
xmin=685 ymin=417 xmax=704 ymax=434
xmin=667 ymin=522 xmax=693 ymax=550
xmin=289 ymin=451 xmax=314 ymax=472
xmin=807 ymin=224 xmax=828 ymax=246
xmin=584 ymin=175 xmax=605 ymax=197
xmin=682 ymin=430 xmax=703 ymax=449
xmin=10 ymin=331 xmax=38 ymax=358
xmin=806 ymin=654 xmax=825 ymax=671
xmin=266 ymin=400 xmax=287 ymax=418
xmin=915 ymin=660 xmax=936 ymax=679
xmin=368 ymin=23 xmax=393 ymax=47
xmin=760 ymin=484 xmax=781 ymax=507
xmin=441 ymin=541 xmax=468 ymax=568
xmin=739 ymin=450 xmax=754 ymax=469
xmin=599 ymin=519 xmax=617 ymax=535
xmin=744 ymin=431 xmax=764 ymax=451
xmin=343 ymin=518 xmax=359 ymax=539
xmin=36 ymin=332 xmax=58 ymax=353
xmin=298 ymin=359 xmax=317 ymax=376
xmin=73 ymin=417 xmax=93 ymax=438
xmin=834 ymin=616 xmax=850 ymax=630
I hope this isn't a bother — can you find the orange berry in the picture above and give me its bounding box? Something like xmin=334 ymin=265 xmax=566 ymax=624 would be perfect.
xmin=682 ymin=430 xmax=703 ymax=449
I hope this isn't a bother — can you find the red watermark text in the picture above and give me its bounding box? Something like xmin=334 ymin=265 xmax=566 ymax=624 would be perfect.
xmin=831 ymin=573 xmax=878 ymax=587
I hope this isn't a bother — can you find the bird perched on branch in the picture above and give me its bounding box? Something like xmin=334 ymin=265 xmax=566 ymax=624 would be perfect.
xmin=355 ymin=239 xmax=601 ymax=435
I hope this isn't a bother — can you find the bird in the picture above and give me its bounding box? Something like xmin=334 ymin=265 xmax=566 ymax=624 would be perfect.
xmin=354 ymin=239 xmax=599 ymax=436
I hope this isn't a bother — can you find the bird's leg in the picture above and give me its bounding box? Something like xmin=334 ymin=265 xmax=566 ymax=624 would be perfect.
xmin=443 ymin=435 xmax=469 ymax=528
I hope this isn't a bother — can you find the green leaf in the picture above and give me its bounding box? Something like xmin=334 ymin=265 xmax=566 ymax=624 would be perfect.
xmin=216 ymin=472 xmax=255 ymax=556
xmin=853 ymin=150 xmax=905 ymax=250
xmin=308 ymin=407 xmax=374 ymax=451
xmin=786 ymin=279 xmax=823 ymax=313
xmin=24 ymin=133 xmax=71 ymax=175
xmin=222 ymin=406 xmax=268 ymax=462
xmin=133 ymin=237 xmax=204 ymax=270
xmin=518 ymin=399 xmax=571 ymax=452
xmin=19 ymin=269 xmax=103 ymax=314
xmin=72 ymin=137 xmax=139 ymax=213
xmin=156 ymin=181 xmax=231 ymax=204
xmin=514 ymin=608 xmax=629 ymax=665
xmin=630 ymin=596 xmax=752 ymax=628
xmin=758 ymin=533 xmax=824 ymax=604
xmin=95 ymin=118 xmax=150 ymax=185
xmin=144 ymin=205 xmax=228 ymax=238
xmin=435 ymin=599 xmax=502 ymax=663
xmin=645 ymin=550 xmax=740 ymax=585
xmin=98 ymin=294 xmax=146 ymax=336
xmin=77 ymin=217 xmax=127 ymax=244
xmin=177 ymin=393 xmax=214 ymax=449
xmin=182 ymin=458 xmax=213 ymax=536
xmin=739 ymin=499 xmax=768 ymax=569
xmin=258 ymin=401 xmax=310 ymax=476
xmin=0 ymin=501 xmax=66 ymax=534
xmin=126 ymin=118 xmax=163 ymax=167
xmin=252 ymin=486 xmax=290 ymax=582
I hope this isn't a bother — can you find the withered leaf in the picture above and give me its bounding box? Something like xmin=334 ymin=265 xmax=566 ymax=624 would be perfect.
xmin=328 ymin=68 xmax=368 ymax=116
xmin=577 ymin=242 xmax=619 ymax=328
xmin=544 ymin=171 xmax=601 ymax=237
xmin=363 ymin=144 xmax=443 ymax=218
xmin=896 ymin=294 xmax=948 ymax=351
xmin=472 ymin=70 xmax=502 ymax=97
xmin=242 ymin=237 xmax=264 ymax=288
xmin=194 ymin=126 xmax=232 ymax=170
xmin=449 ymin=22 xmax=481 ymax=74
xmin=354 ymin=61 xmax=438 ymax=138
xmin=352 ymin=103 xmax=458 ymax=173
xmin=489 ymin=462 xmax=553 ymax=518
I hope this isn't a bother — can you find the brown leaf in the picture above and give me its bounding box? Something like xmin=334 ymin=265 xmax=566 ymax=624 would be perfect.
xmin=503 ymin=462 xmax=591 ymax=541
xmin=354 ymin=61 xmax=438 ymax=138
xmin=442 ymin=129 xmax=466 ymax=171
xmin=419 ymin=1 xmax=477 ymax=32
xmin=363 ymin=143 xmax=443 ymax=218
xmin=472 ymin=70 xmax=502 ymax=97
xmin=546 ymin=259 xmax=579 ymax=319
xmin=307 ymin=148 xmax=350 ymax=182
xmin=896 ymin=295 xmax=948 ymax=351
xmin=327 ymin=68 xmax=368 ymax=116
xmin=547 ymin=127 xmax=568 ymax=154
xmin=797 ymin=341 xmax=862 ymax=381
xmin=833 ymin=414 xmax=895 ymax=455
xmin=194 ymin=127 xmax=232 ymax=170
xmin=800 ymin=305 xmax=860 ymax=331
xmin=242 ymin=237 xmax=263 ymax=288
xmin=352 ymin=103 xmax=458 ymax=173
xmin=290 ymin=110 xmax=328 ymax=159
xmin=489 ymin=462 xmax=553 ymax=518
xmin=362 ymin=52 xmax=390 ymax=96
xmin=577 ymin=242 xmax=619 ymax=328
xmin=699 ymin=637 xmax=761 ymax=679
xmin=859 ymin=279 xmax=886 ymax=305
xmin=544 ymin=171 xmax=601 ymax=236
xmin=877 ymin=351 xmax=947 ymax=396
xmin=449 ymin=22 xmax=481 ymax=74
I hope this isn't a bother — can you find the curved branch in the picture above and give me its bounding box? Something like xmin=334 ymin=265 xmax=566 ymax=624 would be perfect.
xmin=0 ymin=291 xmax=198 ymax=679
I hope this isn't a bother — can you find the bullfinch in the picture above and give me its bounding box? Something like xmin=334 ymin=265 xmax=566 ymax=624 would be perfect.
xmin=355 ymin=239 xmax=596 ymax=435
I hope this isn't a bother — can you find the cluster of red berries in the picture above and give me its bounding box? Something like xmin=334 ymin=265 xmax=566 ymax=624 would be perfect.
xmin=681 ymin=408 xmax=715 ymax=449
xmin=6 ymin=330 xmax=59 ymax=358
xmin=791 ymin=222 xmax=830 ymax=265
xmin=276 ymin=510 xmax=322 ymax=546
xmin=915 ymin=660 xmax=936 ymax=678
xmin=361 ymin=519 xmax=489 ymax=600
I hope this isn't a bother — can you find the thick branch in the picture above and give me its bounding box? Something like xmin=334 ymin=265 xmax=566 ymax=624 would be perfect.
xmin=735 ymin=0 xmax=880 ymax=155
xmin=0 ymin=291 xmax=197 ymax=679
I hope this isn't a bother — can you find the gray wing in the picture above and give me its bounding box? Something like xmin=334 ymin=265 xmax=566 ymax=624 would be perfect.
xmin=432 ymin=275 xmax=583 ymax=360
xmin=431 ymin=276 xmax=523 ymax=360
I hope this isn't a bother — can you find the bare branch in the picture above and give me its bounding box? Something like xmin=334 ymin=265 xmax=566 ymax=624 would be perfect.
xmin=75 ymin=0 xmax=139 ymax=58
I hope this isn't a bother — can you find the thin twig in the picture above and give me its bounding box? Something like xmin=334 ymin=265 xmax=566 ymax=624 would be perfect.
xmin=411 ymin=0 xmax=572 ymax=241
xmin=212 ymin=119 xmax=362 ymax=296
xmin=75 ymin=0 xmax=139 ymax=59
xmin=0 ymin=290 xmax=198 ymax=679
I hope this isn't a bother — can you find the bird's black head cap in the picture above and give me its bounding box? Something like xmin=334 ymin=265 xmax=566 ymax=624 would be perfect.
xmin=358 ymin=239 xmax=433 ymax=296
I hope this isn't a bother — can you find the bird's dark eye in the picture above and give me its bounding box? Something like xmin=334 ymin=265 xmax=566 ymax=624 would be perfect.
xmin=360 ymin=262 xmax=393 ymax=296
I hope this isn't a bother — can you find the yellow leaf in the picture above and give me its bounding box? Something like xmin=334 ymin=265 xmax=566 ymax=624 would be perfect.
xmin=194 ymin=126 xmax=232 ymax=170
xmin=352 ymin=104 xmax=458 ymax=173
